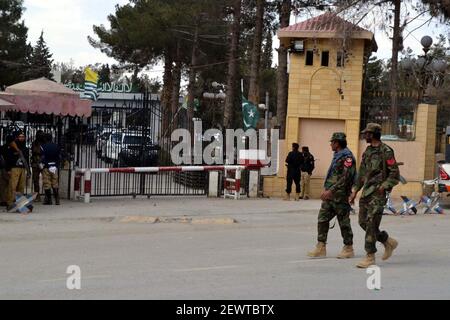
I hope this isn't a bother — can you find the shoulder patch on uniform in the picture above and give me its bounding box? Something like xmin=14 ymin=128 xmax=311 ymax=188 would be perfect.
xmin=387 ymin=157 xmax=396 ymax=166
xmin=344 ymin=157 xmax=353 ymax=167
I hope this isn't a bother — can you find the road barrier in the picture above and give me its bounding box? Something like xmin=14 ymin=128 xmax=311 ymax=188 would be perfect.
xmin=74 ymin=165 xmax=263 ymax=203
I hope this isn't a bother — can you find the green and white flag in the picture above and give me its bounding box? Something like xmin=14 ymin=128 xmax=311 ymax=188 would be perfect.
xmin=83 ymin=67 xmax=99 ymax=101
xmin=242 ymin=96 xmax=260 ymax=130
xmin=182 ymin=96 xmax=200 ymax=112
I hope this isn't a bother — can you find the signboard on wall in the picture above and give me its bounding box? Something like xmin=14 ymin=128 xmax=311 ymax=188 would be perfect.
xmin=64 ymin=82 xmax=139 ymax=94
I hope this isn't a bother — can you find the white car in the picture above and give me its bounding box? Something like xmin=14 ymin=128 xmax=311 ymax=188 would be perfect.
xmin=96 ymin=126 xmax=118 ymax=157
xmin=437 ymin=162 xmax=450 ymax=194
xmin=102 ymin=132 xmax=123 ymax=164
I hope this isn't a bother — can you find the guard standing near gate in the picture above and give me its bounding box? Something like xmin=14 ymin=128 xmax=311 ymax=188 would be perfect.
xmin=284 ymin=143 xmax=304 ymax=201
xmin=0 ymin=136 xmax=12 ymax=206
xmin=5 ymin=131 xmax=30 ymax=210
xmin=41 ymin=133 xmax=61 ymax=205
xmin=31 ymin=130 xmax=45 ymax=202
xmin=300 ymin=147 xmax=315 ymax=200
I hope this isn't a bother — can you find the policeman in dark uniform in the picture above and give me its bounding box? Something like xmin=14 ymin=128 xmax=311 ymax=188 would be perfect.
xmin=41 ymin=133 xmax=61 ymax=205
xmin=284 ymin=143 xmax=304 ymax=201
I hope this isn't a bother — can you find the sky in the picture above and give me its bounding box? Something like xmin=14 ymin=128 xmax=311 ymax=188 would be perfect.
xmin=23 ymin=0 xmax=129 ymax=66
xmin=22 ymin=0 xmax=449 ymax=81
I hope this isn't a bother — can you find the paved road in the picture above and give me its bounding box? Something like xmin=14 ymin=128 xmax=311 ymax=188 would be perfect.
xmin=0 ymin=198 xmax=449 ymax=300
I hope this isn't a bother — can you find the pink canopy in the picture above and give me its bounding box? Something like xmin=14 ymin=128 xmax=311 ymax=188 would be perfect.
xmin=0 ymin=78 xmax=92 ymax=117
xmin=0 ymin=97 xmax=16 ymax=108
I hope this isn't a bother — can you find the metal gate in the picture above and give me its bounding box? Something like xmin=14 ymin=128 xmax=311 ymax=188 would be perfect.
xmin=74 ymin=92 xmax=209 ymax=197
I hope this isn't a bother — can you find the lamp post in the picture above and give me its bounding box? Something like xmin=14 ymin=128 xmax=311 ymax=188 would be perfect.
xmin=400 ymin=36 xmax=448 ymax=104
xmin=203 ymin=82 xmax=226 ymax=129
xmin=257 ymin=91 xmax=270 ymax=136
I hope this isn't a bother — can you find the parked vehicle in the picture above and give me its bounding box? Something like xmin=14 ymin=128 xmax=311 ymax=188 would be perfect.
xmin=118 ymin=143 xmax=160 ymax=167
xmin=96 ymin=126 xmax=118 ymax=158
xmin=102 ymin=132 xmax=159 ymax=167
xmin=14 ymin=121 xmax=25 ymax=130
xmin=96 ymin=132 xmax=111 ymax=158
xmin=81 ymin=125 xmax=100 ymax=145
xmin=437 ymin=161 xmax=450 ymax=195
xmin=102 ymin=132 xmax=122 ymax=163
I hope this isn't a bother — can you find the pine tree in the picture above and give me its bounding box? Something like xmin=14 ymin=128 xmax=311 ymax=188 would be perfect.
xmin=98 ymin=64 xmax=111 ymax=83
xmin=28 ymin=31 xmax=54 ymax=80
xmin=0 ymin=0 xmax=30 ymax=89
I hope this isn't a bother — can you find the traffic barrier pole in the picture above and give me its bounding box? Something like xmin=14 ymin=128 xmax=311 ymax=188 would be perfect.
xmin=84 ymin=169 xmax=91 ymax=204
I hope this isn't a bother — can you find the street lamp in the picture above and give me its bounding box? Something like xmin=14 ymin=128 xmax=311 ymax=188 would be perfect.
xmin=400 ymin=35 xmax=448 ymax=103
xmin=203 ymin=82 xmax=226 ymax=129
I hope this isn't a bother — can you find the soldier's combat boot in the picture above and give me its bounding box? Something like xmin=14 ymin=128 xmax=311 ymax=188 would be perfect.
xmin=307 ymin=242 xmax=326 ymax=258
xmin=356 ymin=254 xmax=376 ymax=268
xmin=382 ymin=237 xmax=398 ymax=261
xmin=337 ymin=245 xmax=355 ymax=259
xmin=283 ymin=193 xmax=290 ymax=201
xmin=53 ymin=188 xmax=60 ymax=206
xmin=294 ymin=193 xmax=300 ymax=201
xmin=43 ymin=189 xmax=52 ymax=205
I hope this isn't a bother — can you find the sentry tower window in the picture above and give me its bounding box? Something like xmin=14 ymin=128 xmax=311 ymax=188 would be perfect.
xmin=321 ymin=51 xmax=329 ymax=67
xmin=305 ymin=50 xmax=314 ymax=66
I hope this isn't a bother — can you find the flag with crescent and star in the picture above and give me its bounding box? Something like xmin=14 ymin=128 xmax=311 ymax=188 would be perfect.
xmin=242 ymin=96 xmax=260 ymax=130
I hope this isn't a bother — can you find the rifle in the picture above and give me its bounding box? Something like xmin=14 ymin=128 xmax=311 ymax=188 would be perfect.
xmin=10 ymin=140 xmax=31 ymax=178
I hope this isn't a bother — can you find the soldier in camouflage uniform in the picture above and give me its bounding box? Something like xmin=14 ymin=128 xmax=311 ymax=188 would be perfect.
xmin=349 ymin=123 xmax=400 ymax=268
xmin=308 ymin=132 xmax=356 ymax=259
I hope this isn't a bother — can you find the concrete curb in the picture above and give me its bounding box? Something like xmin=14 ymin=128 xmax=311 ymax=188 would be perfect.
xmin=117 ymin=216 xmax=238 ymax=225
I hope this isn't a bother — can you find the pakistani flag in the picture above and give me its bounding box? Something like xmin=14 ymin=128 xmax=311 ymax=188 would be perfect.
xmin=242 ymin=97 xmax=260 ymax=130
xmin=83 ymin=67 xmax=99 ymax=101
xmin=182 ymin=96 xmax=200 ymax=112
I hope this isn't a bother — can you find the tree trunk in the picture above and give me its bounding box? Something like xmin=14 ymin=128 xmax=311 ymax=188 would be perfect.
xmin=248 ymin=0 xmax=265 ymax=105
xmin=170 ymin=42 xmax=182 ymax=130
xmin=161 ymin=51 xmax=173 ymax=138
xmin=390 ymin=0 xmax=401 ymax=135
xmin=223 ymin=0 xmax=242 ymax=129
xmin=276 ymin=0 xmax=291 ymax=139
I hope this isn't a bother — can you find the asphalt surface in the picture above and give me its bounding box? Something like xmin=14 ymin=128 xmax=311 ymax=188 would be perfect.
xmin=0 ymin=197 xmax=449 ymax=300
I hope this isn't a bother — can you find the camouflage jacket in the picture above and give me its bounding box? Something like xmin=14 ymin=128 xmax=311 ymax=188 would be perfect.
xmin=353 ymin=143 xmax=400 ymax=198
xmin=324 ymin=149 xmax=356 ymax=202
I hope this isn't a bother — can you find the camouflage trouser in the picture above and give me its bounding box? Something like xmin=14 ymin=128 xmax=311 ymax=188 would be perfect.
xmin=359 ymin=195 xmax=389 ymax=254
xmin=6 ymin=168 xmax=27 ymax=206
xmin=318 ymin=200 xmax=353 ymax=246
xmin=42 ymin=168 xmax=59 ymax=190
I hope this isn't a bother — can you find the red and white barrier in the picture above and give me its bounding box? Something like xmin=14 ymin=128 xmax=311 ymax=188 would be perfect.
xmin=74 ymin=165 xmax=263 ymax=203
